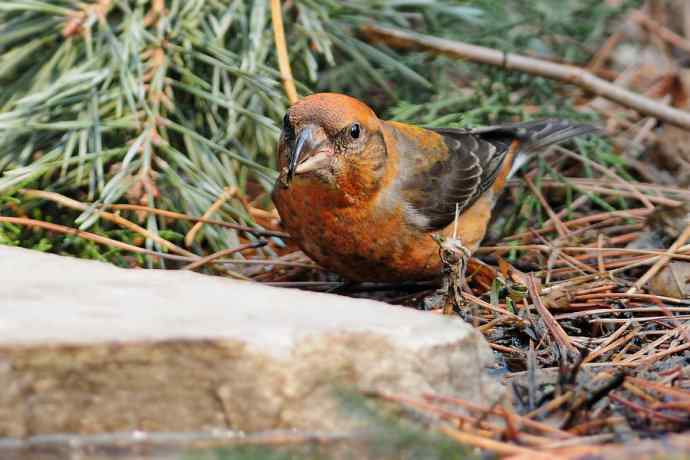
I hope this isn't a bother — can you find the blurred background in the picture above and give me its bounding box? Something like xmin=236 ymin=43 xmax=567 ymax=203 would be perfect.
xmin=1 ymin=0 xmax=665 ymax=270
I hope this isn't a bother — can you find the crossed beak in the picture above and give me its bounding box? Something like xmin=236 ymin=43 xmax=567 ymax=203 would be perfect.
xmin=285 ymin=125 xmax=331 ymax=184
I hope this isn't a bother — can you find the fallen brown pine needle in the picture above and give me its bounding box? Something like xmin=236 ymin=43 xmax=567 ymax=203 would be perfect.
xmin=21 ymin=189 xmax=196 ymax=258
xmin=438 ymin=424 xmax=550 ymax=458
xmin=183 ymin=240 xmax=268 ymax=271
xmin=423 ymin=393 xmax=574 ymax=439
xmin=526 ymin=274 xmax=578 ymax=355
xmin=0 ymin=215 xmax=193 ymax=262
xmin=185 ymin=186 xmax=237 ymax=247
xmin=21 ymin=189 xmax=289 ymax=238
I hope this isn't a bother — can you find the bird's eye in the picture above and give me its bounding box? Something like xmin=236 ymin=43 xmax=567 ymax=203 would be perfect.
xmin=350 ymin=123 xmax=361 ymax=139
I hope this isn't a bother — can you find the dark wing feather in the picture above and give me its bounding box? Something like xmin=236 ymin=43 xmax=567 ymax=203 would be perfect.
xmin=401 ymin=119 xmax=597 ymax=231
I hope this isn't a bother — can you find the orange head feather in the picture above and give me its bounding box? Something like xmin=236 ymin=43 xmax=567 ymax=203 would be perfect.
xmin=277 ymin=93 xmax=391 ymax=202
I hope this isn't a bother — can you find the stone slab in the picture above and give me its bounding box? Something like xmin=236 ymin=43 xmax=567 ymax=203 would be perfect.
xmin=0 ymin=245 xmax=500 ymax=437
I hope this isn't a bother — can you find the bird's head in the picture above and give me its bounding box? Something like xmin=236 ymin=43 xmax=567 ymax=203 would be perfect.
xmin=276 ymin=93 xmax=389 ymax=199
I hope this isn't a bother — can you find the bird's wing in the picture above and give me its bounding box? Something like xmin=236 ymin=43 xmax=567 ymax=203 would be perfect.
xmin=400 ymin=119 xmax=597 ymax=231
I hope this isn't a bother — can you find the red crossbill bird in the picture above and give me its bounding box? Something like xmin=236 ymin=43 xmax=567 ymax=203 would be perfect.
xmin=272 ymin=93 xmax=596 ymax=282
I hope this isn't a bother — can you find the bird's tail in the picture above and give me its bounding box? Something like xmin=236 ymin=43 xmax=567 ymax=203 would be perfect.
xmin=473 ymin=118 xmax=600 ymax=179
xmin=473 ymin=118 xmax=600 ymax=151
xmin=513 ymin=119 xmax=600 ymax=151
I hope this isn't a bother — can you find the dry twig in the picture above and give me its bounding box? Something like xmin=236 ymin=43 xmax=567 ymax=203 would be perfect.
xmin=361 ymin=24 xmax=690 ymax=129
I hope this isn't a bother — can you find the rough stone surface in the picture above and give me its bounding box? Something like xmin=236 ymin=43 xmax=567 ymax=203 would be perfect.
xmin=0 ymin=246 xmax=500 ymax=437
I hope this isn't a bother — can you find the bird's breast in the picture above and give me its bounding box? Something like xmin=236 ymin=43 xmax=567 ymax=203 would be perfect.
xmin=272 ymin=182 xmax=443 ymax=281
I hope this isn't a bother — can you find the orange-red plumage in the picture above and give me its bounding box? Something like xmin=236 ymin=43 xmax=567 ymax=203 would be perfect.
xmin=272 ymin=93 xmax=595 ymax=281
